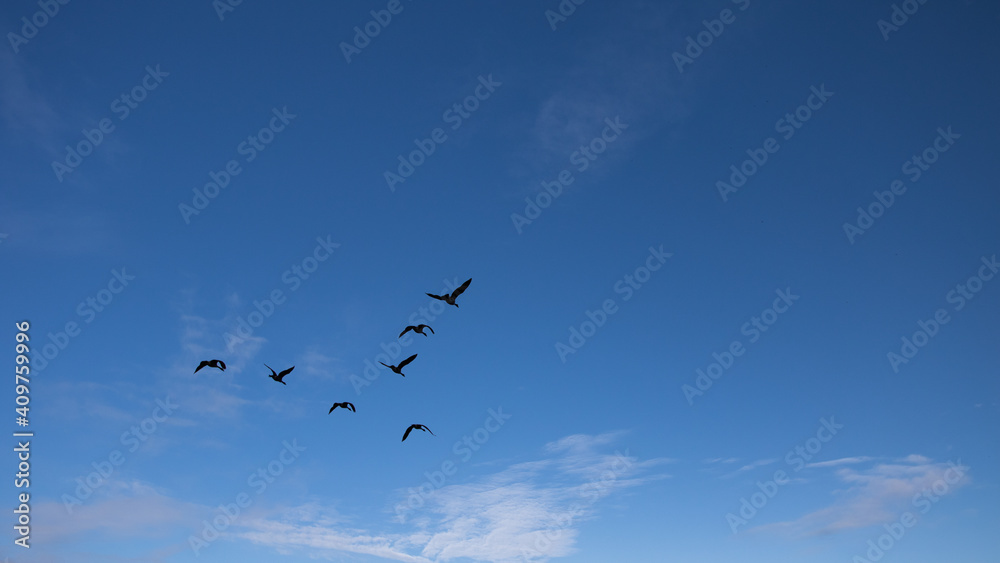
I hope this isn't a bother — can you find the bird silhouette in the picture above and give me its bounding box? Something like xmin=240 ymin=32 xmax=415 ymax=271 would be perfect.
xmin=328 ymin=402 xmax=355 ymax=414
xmin=399 ymin=324 xmax=434 ymax=338
xmin=402 ymin=424 xmax=435 ymax=441
xmin=379 ymin=354 xmax=417 ymax=377
xmin=265 ymin=364 xmax=294 ymax=384
xmin=194 ymin=359 xmax=226 ymax=373
xmin=426 ymin=278 xmax=471 ymax=308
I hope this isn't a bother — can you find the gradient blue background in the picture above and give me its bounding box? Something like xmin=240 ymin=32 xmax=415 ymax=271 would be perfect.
xmin=1 ymin=0 xmax=998 ymax=561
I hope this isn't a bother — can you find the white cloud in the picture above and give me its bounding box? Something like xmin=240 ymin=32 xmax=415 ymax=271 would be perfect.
xmin=34 ymin=480 xmax=203 ymax=544
xmin=703 ymin=457 xmax=740 ymax=464
xmin=232 ymin=432 xmax=670 ymax=562
xmin=504 ymin=1 xmax=689 ymax=194
xmin=721 ymin=458 xmax=778 ymax=478
xmin=296 ymin=345 xmax=346 ymax=383
xmin=805 ymin=456 xmax=874 ymax=469
xmin=749 ymin=456 xmax=970 ymax=537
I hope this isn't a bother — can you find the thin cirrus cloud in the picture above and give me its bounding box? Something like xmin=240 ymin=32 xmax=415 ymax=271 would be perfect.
xmin=33 ymin=480 xmax=204 ymax=544
xmin=506 ymin=4 xmax=687 ymax=189
xmin=165 ymin=306 xmax=349 ymax=426
xmin=746 ymin=456 xmax=971 ymax=537
xmin=179 ymin=310 xmax=268 ymax=371
xmin=720 ymin=458 xmax=780 ymax=479
xmin=168 ymin=311 xmax=263 ymax=418
xmin=0 ymin=50 xmax=62 ymax=154
xmin=231 ymin=432 xmax=671 ymax=562
xmin=703 ymin=457 xmax=740 ymax=464
xmin=30 ymin=443 xmax=634 ymax=562
xmin=296 ymin=345 xmax=348 ymax=383
xmin=0 ymin=49 xmax=127 ymax=169
xmin=239 ymin=517 xmax=434 ymax=563
xmin=804 ymin=456 xmax=875 ymax=469
xmin=0 ymin=207 xmax=118 ymax=255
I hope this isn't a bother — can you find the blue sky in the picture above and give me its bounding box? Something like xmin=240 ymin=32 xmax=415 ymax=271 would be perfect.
xmin=2 ymin=0 xmax=998 ymax=561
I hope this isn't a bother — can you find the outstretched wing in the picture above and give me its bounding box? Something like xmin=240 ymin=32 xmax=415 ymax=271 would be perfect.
xmin=217 ymin=360 xmax=226 ymax=371
xmin=399 ymin=326 xmax=414 ymax=338
xmin=402 ymin=425 xmax=414 ymax=442
xmin=422 ymin=325 xmax=434 ymax=334
xmin=422 ymin=425 xmax=436 ymax=436
xmin=328 ymin=404 xmax=338 ymax=414
xmin=450 ymin=278 xmax=472 ymax=299
xmin=279 ymin=366 xmax=295 ymax=377
xmin=398 ymin=354 xmax=417 ymax=369
xmin=426 ymin=292 xmax=446 ymax=301
xmin=194 ymin=361 xmax=209 ymax=373
xmin=264 ymin=363 xmax=277 ymax=377
xmin=347 ymin=402 xmax=355 ymax=412
xmin=379 ymin=362 xmax=391 ymax=369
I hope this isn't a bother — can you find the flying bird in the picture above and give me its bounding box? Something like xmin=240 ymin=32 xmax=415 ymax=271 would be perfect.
xmin=402 ymin=424 xmax=436 ymax=442
xmin=426 ymin=278 xmax=472 ymax=308
xmin=399 ymin=324 xmax=434 ymax=338
xmin=194 ymin=359 xmax=226 ymax=373
xmin=380 ymin=354 xmax=417 ymax=376
xmin=265 ymin=364 xmax=294 ymax=385
xmin=328 ymin=402 xmax=355 ymax=414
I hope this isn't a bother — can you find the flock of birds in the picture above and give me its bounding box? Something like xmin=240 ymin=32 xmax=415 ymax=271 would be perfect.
xmin=193 ymin=278 xmax=473 ymax=442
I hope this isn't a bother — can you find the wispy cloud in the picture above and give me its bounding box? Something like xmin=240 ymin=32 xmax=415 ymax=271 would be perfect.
xmin=805 ymin=456 xmax=874 ymax=469
xmin=721 ymin=458 xmax=778 ymax=478
xmin=44 ymin=380 xmax=138 ymax=423
xmin=178 ymin=311 xmax=267 ymax=373
xmin=0 ymin=49 xmax=62 ymax=153
xmin=506 ymin=1 xmax=689 ymax=191
xmin=0 ymin=207 xmax=119 ymax=255
xmin=34 ymin=480 xmax=203 ymax=543
xmin=296 ymin=345 xmax=347 ymax=383
xmin=749 ymin=456 xmax=971 ymax=537
xmin=703 ymin=457 xmax=740 ymax=464
xmin=232 ymin=432 xmax=670 ymax=562
xmin=159 ymin=311 xmax=264 ymax=421
xmin=239 ymin=517 xmax=433 ymax=563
